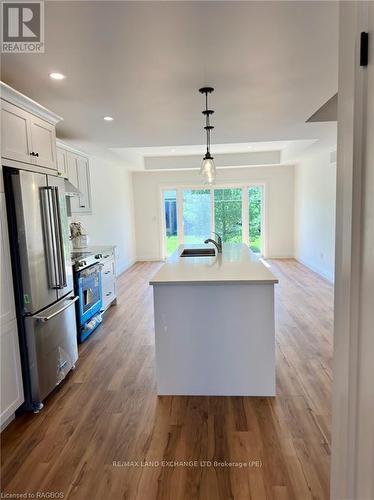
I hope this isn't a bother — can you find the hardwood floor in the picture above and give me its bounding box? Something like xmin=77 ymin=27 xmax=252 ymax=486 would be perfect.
xmin=1 ymin=259 xmax=333 ymax=500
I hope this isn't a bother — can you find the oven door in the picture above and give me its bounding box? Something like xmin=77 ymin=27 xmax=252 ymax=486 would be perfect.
xmin=77 ymin=264 xmax=102 ymax=326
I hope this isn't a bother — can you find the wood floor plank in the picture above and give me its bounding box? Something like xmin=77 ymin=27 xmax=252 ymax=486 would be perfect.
xmin=0 ymin=259 xmax=333 ymax=499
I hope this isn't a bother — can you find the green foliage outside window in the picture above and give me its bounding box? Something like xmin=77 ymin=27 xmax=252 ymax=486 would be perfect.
xmin=214 ymin=189 xmax=242 ymax=243
xmin=249 ymin=186 xmax=262 ymax=253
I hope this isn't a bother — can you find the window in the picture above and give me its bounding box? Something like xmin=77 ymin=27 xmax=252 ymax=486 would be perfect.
xmin=161 ymin=184 xmax=264 ymax=257
xmin=163 ymin=190 xmax=178 ymax=256
xmin=183 ymin=189 xmax=211 ymax=244
xmin=248 ymin=186 xmax=263 ymax=253
xmin=214 ymin=188 xmax=242 ymax=243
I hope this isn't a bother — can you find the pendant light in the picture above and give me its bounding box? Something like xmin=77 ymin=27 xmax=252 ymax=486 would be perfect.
xmin=199 ymin=87 xmax=216 ymax=184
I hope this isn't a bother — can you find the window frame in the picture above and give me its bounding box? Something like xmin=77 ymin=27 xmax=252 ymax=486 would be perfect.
xmin=160 ymin=182 xmax=267 ymax=259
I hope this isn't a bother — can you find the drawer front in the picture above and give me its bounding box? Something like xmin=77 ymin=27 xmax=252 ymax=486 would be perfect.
xmin=24 ymin=294 xmax=78 ymax=403
xmin=101 ymin=259 xmax=115 ymax=292
xmin=101 ymin=251 xmax=114 ymax=263
xmin=101 ymin=259 xmax=114 ymax=278
xmin=102 ymin=279 xmax=115 ymax=309
xmin=100 ymin=256 xmax=116 ymax=310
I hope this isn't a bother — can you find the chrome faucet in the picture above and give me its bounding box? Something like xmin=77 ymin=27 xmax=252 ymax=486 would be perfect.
xmin=204 ymin=232 xmax=222 ymax=253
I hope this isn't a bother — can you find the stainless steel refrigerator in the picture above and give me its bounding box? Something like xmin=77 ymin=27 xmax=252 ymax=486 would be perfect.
xmin=3 ymin=167 xmax=78 ymax=412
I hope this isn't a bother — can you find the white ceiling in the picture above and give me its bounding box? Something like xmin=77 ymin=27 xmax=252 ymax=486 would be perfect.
xmin=1 ymin=1 xmax=338 ymax=167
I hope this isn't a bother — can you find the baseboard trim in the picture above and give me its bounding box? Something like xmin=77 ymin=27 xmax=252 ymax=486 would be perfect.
xmin=135 ymin=256 xmax=163 ymax=262
xmin=1 ymin=413 xmax=15 ymax=432
xmin=266 ymin=255 xmax=295 ymax=259
xmin=116 ymin=258 xmax=137 ymax=277
xmin=296 ymin=257 xmax=334 ymax=283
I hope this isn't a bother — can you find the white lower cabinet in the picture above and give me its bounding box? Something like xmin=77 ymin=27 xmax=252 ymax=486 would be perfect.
xmin=1 ymin=320 xmax=24 ymax=427
xmin=1 ymin=195 xmax=15 ymax=325
xmin=1 ymin=193 xmax=24 ymax=429
xmin=100 ymin=251 xmax=117 ymax=312
xmin=102 ymin=260 xmax=116 ymax=310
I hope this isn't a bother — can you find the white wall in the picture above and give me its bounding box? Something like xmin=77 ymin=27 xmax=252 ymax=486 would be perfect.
xmin=132 ymin=165 xmax=295 ymax=260
xmin=71 ymin=157 xmax=136 ymax=275
xmin=294 ymin=149 xmax=336 ymax=282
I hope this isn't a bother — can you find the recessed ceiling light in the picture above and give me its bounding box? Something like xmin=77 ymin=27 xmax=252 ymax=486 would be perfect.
xmin=247 ymin=145 xmax=253 ymax=149
xmin=103 ymin=116 xmax=114 ymax=121
xmin=49 ymin=72 xmax=65 ymax=80
xmin=171 ymin=149 xmax=176 ymax=153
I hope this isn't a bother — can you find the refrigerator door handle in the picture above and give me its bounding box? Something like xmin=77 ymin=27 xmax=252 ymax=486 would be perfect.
xmin=34 ymin=296 xmax=78 ymax=322
xmin=40 ymin=187 xmax=59 ymax=289
xmin=51 ymin=187 xmax=67 ymax=289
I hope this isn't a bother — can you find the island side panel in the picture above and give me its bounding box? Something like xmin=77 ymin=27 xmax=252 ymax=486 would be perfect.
xmin=152 ymin=283 xmax=276 ymax=396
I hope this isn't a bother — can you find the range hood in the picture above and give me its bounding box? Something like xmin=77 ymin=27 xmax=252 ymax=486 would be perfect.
xmin=64 ymin=179 xmax=80 ymax=197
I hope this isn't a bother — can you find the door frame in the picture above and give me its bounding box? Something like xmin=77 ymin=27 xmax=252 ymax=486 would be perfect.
xmin=331 ymin=2 xmax=373 ymax=498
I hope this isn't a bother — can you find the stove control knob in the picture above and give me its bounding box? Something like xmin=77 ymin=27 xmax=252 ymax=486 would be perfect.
xmin=95 ymin=253 xmax=103 ymax=259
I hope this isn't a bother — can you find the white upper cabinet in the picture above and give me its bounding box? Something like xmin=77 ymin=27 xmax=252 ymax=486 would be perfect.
xmin=1 ymin=82 xmax=61 ymax=171
xmin=59 ymin=143 xmax=92 ymax=214
xmin=75 ymin=155 xmax=91 ymax=212
xmin=56 ymin=146 xmax=68 ymax=178
xmin=67 ymin=150 xmax=79 ymax=187
xmin=1 ymin=101 xmax=32 ymax=164
xmin=28 ymin=115 xmax=57 ymax=169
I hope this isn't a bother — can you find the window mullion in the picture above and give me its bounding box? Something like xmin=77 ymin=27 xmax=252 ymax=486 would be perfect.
xmin=242 ymin=186 xmax=249 ymax=245
xmin=177 ymin=189 xmax=184 ymax=245
xmin=211 ymin=188 xmax=215 ymax=235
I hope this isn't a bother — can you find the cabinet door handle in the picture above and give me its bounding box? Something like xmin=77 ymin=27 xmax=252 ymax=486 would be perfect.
xmin=104 ymin=271 xmax=111 ymax=275
xmin=30 ymin=152 xmax=39 ymax=157
xmin=106 ymin=292 xmax=112 ymax=297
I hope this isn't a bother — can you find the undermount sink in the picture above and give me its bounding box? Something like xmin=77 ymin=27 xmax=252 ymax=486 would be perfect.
xmin=180 ymin=248 xmax=216 ymax=257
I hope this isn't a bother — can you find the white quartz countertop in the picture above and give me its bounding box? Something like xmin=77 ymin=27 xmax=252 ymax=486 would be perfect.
xmin=71 ymin=245 xmax=115 ymax=255
xmin=150 ymin=244 xmax=278 ymax=285
xmin=85 ymin=245 xmax=115 ymax=255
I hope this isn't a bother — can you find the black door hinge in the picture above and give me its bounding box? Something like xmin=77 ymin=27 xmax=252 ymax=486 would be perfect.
xmin=360 ymin=32 xmax=369 ymax=67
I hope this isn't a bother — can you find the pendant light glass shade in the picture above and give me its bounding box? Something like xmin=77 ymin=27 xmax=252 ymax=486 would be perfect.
xmin=200 ymin=156 xmax=216 ymax=184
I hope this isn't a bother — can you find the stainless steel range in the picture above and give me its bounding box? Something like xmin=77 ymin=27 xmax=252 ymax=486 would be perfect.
xmin=71 ymin=251 xmax=103 ymax=343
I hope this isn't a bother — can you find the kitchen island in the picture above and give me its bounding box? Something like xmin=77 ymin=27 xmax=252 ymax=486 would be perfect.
xmin=150 ymin=244 xmax=278 ymax=396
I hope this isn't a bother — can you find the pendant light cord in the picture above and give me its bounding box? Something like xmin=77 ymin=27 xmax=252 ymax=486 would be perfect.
xmin=205 ymin=91 xmax=210 ymax=156
xmin=199 ymin=86 xmax=214 ymax=159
